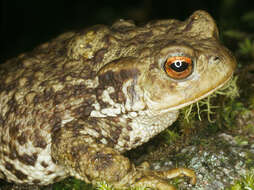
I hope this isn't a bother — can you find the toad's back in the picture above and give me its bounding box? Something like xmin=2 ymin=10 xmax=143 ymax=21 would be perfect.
xmin=0 ymin=10 xmax=235 ymax=189
xmin=0 ymin=33 xmax=78 ymax=183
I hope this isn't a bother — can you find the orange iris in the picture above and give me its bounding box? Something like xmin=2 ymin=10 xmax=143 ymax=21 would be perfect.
xmin=164 ymin=56 xmax=193 ymax=79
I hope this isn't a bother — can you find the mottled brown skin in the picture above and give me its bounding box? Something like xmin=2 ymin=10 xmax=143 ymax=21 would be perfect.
xmin=0 ymin=10 xmax=235 ymax=190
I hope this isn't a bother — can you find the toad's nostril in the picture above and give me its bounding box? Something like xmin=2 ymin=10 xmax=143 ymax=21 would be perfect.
xmin=209 ymin=56 xmax=220 ymax=65
xmin=213 ymin=56 xmax=220 ymax=62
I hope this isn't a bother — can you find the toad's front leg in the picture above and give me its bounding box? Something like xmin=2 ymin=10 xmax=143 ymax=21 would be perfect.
xmin=51 ymin=121 xmax=196 ymax=190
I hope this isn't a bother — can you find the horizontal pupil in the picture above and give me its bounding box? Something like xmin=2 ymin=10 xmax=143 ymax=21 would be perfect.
xmin=170 ymin=61 xmax=188 ymax=72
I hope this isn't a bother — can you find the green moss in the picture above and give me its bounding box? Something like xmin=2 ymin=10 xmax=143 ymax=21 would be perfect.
xmin=238 ymin=39 xmax=254 ymax=57
xmin=53 ymin=179 xmax=152 ymax=190
xmin=248 ymin=94 xmax=254 ymax=109
xmin=95 ymin=181 xmax=113 ymax=190
xmin=52 ymin=178 xmax=93 ymax=190
xmin=161 ymin=128 xmax=181 ymax=145
xmin=182 ymin=76 xmax=239 ymax=124
xmin=227 ymin=171 xmax=254 ymax=190
xmin=95 ymin=181 xmax=150 ymax=190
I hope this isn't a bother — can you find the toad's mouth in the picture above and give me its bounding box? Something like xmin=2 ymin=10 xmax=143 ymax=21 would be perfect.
xmin=156 ymin=73 xmax=234 ymax=114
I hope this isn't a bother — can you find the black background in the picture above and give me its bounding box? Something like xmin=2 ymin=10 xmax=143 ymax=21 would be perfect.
xmin=1 ymin=0 xmax=254 ymax=63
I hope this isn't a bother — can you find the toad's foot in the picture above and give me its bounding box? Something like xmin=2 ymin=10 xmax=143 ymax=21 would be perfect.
xmin=121 ymin=162 xmax=196 ymax=190
xmin=154 ymin=167 xmax=196 ymax=185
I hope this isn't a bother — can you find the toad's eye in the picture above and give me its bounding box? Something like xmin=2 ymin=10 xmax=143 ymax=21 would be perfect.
xmin=164 ymin=56 xmax=193 ymax=80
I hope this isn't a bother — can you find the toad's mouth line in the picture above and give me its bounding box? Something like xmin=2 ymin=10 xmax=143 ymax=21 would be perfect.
xmin=158 ymin=73 xmax=234 ymax=113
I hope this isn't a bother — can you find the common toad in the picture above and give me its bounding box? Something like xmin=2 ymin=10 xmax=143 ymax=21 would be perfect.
xmin=0 ymin=10 xmax=236 ymax=190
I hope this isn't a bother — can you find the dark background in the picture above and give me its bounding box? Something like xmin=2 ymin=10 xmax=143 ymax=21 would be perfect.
xmin=1 ymin=0 xmax=254 ymax=63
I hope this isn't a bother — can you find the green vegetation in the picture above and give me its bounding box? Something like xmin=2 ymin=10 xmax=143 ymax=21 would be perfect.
xmin=53 ymin=178 xmax=92 ymax=190
xmin=95 ymin=181 xmax=113 ymax=190
xmin=226 ymin=171 xmax=254 ymax=190
xmin=182 ymin=76 xmax=239 ymax=124
xmin=238 ymin=39 xmax=254 ymax=57
xmin=53 ymin=179 xmax=151 ymax=190
xmin=96 ymin=181 xmax=149 ymax=190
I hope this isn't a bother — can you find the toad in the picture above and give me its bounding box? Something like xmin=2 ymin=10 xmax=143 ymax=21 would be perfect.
xmin=0 ymin=10 xmax=236 ymax=190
